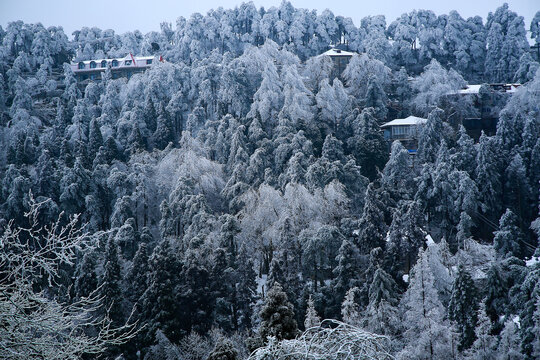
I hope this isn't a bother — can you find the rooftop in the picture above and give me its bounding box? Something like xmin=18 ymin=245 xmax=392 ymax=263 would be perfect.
xmin=72 ymin=54 xmax=156 ymax=66
xmin=319 ymin=48 xmax=356 ymax=57
xmin=381 ymin=116 xmax=428 ymax=128
xmin=454 ymin=83 xmax=521 ymax=95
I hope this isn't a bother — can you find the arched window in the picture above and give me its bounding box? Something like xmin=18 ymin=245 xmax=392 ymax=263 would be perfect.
xmin=111 ymin=60 xmax=118 ymax=67
xmin=78 ymin=62 xmax=85 ymax=69
xmin=101 ymin=60 xmax=107 ymax=68
xmin=90 ymin=61 xmax=96 ymax=69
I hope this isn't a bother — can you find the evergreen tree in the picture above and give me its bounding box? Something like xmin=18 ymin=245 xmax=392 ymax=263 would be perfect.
xmin=100 ymin=236 xmax=124 ymax=326
xmin=234 ymin=243 xmax=257 ymax=331
xmin=475 ymin=132 xmax=503 ymax=230
xmin=398 ymin=248 xmax=454 ymax=360
xmin=142 ymin=239 xmax=182 ymax=343
xmin=363 ymin=75 xmax=388 ymax=121
xmin=493 ymin=209 xmax=525 ymax=259
xmin=74 ymin=251 xmax=98 ymax=300
xmin=518 ymin=267 xmax=540 ymax=358
xmin=341 ymin=287 xmax=361 ymax=326
xmin=207 ymin=337 xmax=238 ymax=360
xmin=363 ymin=267 xmax=400 ymax=335
xmin=381 ymin=140 xmax=414 ymax=201
xmin=504 ymin=153 xmax=531 ymax=224
xmin=355 ymin=182 xmax=389 ymax=254
xmin=465 ymin=303 xmax=497 ymax=360
xmin=417 ymin=107 xmax=444 ymax=164
xmin=304 ymin=295 xmax=321 ymax=329
xmin=87 ymin=118 xmax=103 ymax=158
xmin=448 ymin=265 xmax=478 ymax=351
xmin=259 ymin=283 xmax=298 ymax=342
xmin=496 ymin=319 xmax=522 ymax=359
xmin=346 ymin=108 xmax=388 ymax=180
xmin=484 ymin=262 xmax=507 ymax=332
xmin=126 ymin=243 xmax=149 ymax=304
xmin=332 ymin=238 xmax=362 ymax=309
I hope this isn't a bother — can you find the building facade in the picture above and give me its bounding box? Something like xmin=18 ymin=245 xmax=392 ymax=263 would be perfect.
xmin=318 ymin=48 xmax=355 ymax=80
xmin=71 ymin=54 xmax=163 ymax=81
xmin=381 ymin=115 xmax=428 ymax=154
xmin=452 ymin=83 xmax=520 ymax=139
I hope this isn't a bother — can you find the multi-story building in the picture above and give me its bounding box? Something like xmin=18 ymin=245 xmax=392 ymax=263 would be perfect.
xmin=318 ymin=48 xmax=355 ymax=80
xmin=381 ymin=115 xmax=428 ymax=154
xmin=451 ymin=83 xmax=520 ymax=139
xmin=71 ymin=54 xmax=163 ymax=81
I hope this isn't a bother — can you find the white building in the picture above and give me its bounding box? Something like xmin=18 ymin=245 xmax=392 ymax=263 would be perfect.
xmin=71 ymin=54 xmax=163 ymax=81
xmin=381 ymin=116 xmax=427 ymax=140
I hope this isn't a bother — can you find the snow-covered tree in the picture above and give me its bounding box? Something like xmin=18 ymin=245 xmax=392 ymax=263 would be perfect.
xmin=448 ymin=264 xmax=478 ymax=351
xmin=398 ymin=248 xmax=455 ymax=360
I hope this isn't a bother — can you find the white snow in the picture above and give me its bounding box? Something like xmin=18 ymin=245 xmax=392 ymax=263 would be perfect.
xmin=457 ymin=85 xmax=482 ymax=94
xmin=512 ymin=315 xmax=521 ymax=328
xmin=402 ymin=274 xmax=409 ymax=283
xmin=425 ymin=234 xmax=435 ymax=246
xmin=525 ymin=256 xmax=540 ymax=267
xmin=257 ymin=274 xmax=267 ymax=296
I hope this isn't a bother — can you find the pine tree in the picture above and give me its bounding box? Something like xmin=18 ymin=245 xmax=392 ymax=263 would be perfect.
xmin=493 ymin=209 xmax=525 ymax=259
xmin=518 ymin=267 xmax=540 ymax=358
xmin=142 ymin=239 xmax=182 ymax=343
xmin=259 ymin=282 xmax=298 ymax=342
xmin=363 ymin=76 xmax=388 ymax=121
xmin=126 ymin=243 xmax=149 ymax=304
xmin=355 ymin=182 xmax=389 ymax=254
xmin=496 ymin=319 xmax=522 ymax=359
xmin=381 ymin=140 xmax=414 ymax=201
xmin=346 ymin=108 xmax=388 ymax=180
xmin=100 ymin=237 xmax=124 ymax=326
xmin=364 ymin=267 xmax=400 ymax=335
xmin=333 ymin=238 xmax=362 ymax=309
xmin=74 ymin=251 xmax=98 ymax=300
xmin=304 ymin=295 xmax=321 ymax=329
xmin=207 ymin=337 xmax=238 ymax=360
xmin=341 ymin=287 xmax=361 ymax=326
xmin=475 ymin=132 xmax=503 ymax=229
xmin=448 ymin=265 xmax=478 ymax=351
xmin=465 ymin=303 xmax=497 ymax=360
xmin=87 ymin=118 xmax=103 ymax=158
xmin=398 ymin=248 xmax=454 ymax=360
xmin=234 ymin=243 xmax=257 ymax=331
xmin=417 ymin=108 xmax=444 ymax=164
xmin=504 ymin=153 xmax=531 ymax=224
xmin=484 ymin=263 xmax=507 ymax=332
xmin=532 ymin=297 xmax=540 ymax=359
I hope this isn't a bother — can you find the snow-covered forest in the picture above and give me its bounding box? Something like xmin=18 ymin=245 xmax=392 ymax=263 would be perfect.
xmin=1 ymin=1 xmax=540 ymax=359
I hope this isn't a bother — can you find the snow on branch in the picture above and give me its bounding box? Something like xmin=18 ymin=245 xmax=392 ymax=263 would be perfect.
xmin=248 ymin=319 xmax=394 ymax=360
xmin=0 ymin=194 xmax=138 ymax=359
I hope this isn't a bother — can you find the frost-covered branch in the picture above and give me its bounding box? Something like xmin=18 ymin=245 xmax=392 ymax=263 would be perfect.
xmin=248 ymin=319 xmax=393 ymax=360
xmin=0 ymin=196 xmax=138 ymax=359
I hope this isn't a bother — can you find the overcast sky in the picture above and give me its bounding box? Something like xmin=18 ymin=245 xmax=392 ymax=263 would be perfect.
xmin=1 ymin=0 xmax=538 ymax=39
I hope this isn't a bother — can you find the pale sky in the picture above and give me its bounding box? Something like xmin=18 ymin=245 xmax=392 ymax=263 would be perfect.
xmin=0 ymin=0 xmax=538 ymax=39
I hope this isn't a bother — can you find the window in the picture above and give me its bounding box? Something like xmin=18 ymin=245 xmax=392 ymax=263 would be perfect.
xmin=78 ymin=62 xmax=85 ymax=69
xmin=124 ymin=60 xmax=132 ymax=66
xmin=111 ymin=60 xmax=119 ymax=67
xmin=101 ymin=60 xmax=107 ymax=68
xmin=392 ymin=126 xmax=410 ymax=138
xmin=90 ymin=74 xmax=96 ymax=80
xmin=90 ymin=61 xmax=96 ymax=69
xmin=146 ymin=59 xmax=152 ymax=65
